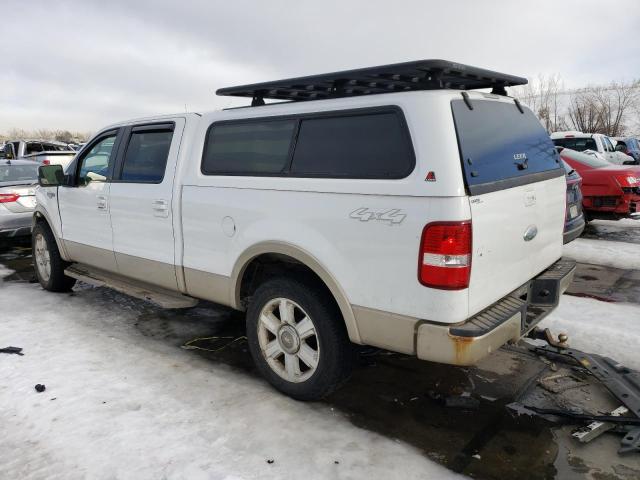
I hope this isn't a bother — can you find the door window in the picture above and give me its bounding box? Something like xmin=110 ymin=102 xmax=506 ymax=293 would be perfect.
xmin=119 ymin=127 xmax=174 ymax=183
xmin=77 ymin=134 xmax=117 ymax=185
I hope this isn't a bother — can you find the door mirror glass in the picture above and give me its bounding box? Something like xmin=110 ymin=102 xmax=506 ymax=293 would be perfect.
xmin=38 ymin=164 xmax=65 ymax=186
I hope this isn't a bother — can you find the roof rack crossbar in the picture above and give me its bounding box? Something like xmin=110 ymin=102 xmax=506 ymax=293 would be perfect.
xmin=217 ymin=60 xmax=527 ymax=106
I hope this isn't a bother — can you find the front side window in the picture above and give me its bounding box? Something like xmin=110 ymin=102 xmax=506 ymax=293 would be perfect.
xmin=120 ymin=128 xmax=173 ymax=183
xmin=202 ymin=120 xmax=296 ymax=175
xmin=77 ymin=134 xmax=117 ymax=185
xmin=290 ymin=112 xmax=414 ymax=178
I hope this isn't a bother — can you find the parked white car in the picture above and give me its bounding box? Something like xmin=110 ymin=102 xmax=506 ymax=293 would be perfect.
xmin=551 ymin=131 xmax=635 ymax=165
xmin=32 ymin=60 xmax=575 ymax=400
xmin=3 ymin=140 xmax=76 ymax=171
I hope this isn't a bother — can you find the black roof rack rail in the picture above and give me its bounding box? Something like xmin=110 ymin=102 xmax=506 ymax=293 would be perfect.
xmin=216 ymin=59 xmax=527 ymax=106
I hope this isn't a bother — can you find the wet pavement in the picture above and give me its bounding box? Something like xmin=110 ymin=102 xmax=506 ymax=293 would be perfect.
xmin=2 ymin=239 xmax=640 ymax=479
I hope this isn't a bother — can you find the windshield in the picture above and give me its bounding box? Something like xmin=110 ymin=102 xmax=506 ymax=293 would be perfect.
xmin=552 ymin=137 xmax=598 ymax=152
xmin=0 ymin=163 xmax=39 ymax=183
xmin=561 ymin=148 xmax=611 ymax=168
xmin=451 ymin=98 xmax=562 ymax=194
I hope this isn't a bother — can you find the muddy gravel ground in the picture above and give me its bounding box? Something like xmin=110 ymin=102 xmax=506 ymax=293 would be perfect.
xmin=2 ymin=221 xmax=640 ymax=479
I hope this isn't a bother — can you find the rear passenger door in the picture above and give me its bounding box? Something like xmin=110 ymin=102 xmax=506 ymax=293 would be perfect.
xmin=109 ymin=119 xmax=185 ymax=290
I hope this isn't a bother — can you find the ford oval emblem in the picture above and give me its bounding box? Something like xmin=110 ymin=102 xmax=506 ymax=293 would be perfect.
xmin=523 ymin=225 xmax=538 ymax=241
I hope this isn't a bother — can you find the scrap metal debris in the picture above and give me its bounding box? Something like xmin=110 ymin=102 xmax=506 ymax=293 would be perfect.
xmin=0 ymin=346 xmax=23 ymax=355
xmin=34 ymin=384 xmax=46 ymax=393
xmin=572 ymin=406 xmax=629 ymax=443
xmin=538 ymin=373 xmax=586 ymax=393
xmin=181 ymin=336 xmax=246 ymax=353
xmin=620 ymin=428 xmax=640 ymax=454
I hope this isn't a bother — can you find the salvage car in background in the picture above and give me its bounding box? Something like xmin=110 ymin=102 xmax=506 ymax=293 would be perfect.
xmin=0 ymin=159 xmax=39 ymax=239
xmin=613 ymin=137 xmax=640 ymax=163
xmin=551 ymin=131 xmax=635 ymax=165
xmin=3 ymin=140 xmax=76 ymax=171
xmin=559 ymin=148 xmax=640 ymax=221
xmin=561 ymin=159 xmax=585 ymax=243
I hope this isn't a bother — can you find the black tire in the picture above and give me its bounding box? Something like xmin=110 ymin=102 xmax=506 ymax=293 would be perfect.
xmin=246 ymin=276 xmax=353 ymax=401
xmin=32 ymin=222 xmax=76 ymax=292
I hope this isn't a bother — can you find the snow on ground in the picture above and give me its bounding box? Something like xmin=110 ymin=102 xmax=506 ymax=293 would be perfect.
xmin=563 ymin=237 xmax=640 ymax=270
xmin=0 ymin=282 xmax=463 ymax=480
xmin=540 ymin=294 xmax=640 ymax=371
xmin=0 ymin=264 xmax=14 ymax=279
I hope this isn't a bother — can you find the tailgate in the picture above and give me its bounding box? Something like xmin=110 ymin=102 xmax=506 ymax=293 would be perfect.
xmin=451 ymin=96 xmax=566 ymax=316
xmin=468 ymin=177 xmax=565 ymax=314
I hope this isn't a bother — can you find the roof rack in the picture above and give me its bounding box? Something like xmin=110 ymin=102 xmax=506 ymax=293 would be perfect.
xmin=216 ymin=59 xmax=527 ymax=106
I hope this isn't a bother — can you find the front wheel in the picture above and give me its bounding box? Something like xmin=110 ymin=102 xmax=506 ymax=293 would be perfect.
xmin=246 ymin=276 xmax=353 ymax=401
xmin=32 ymin=222 xmax=76 ymax=292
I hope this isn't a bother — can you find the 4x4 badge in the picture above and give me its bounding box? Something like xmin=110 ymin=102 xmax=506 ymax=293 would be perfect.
xmin=350 ymin=208 xmax=406 ymax=225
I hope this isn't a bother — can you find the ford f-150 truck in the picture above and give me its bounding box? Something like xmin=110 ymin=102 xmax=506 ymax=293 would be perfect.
xmin=4 ymin=139 xmax=76 ymax=170
xmin=33 ymin=60 xmax=575 ymax=400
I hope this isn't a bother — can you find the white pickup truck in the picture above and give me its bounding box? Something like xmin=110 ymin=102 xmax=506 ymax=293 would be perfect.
xmin=4 ymin=140 xmax=76 ymax=170
xmin=33 ymin=60 xmax=575 ymax=400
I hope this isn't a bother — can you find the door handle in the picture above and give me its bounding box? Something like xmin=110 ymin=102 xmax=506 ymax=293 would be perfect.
xmin=152 ymin=199 xmax=169 ymax=218
xmin=96 ymin=195 xmax=108 ymax=211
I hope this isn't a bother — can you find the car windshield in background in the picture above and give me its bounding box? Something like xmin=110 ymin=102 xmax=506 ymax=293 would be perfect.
xmin=553 ymin=137 xmax=597 ymax=152
xmin=451 ymin=99 xmax=561 ymax=194
xmin=561 ymin=149 xmax=611 ymax=168
xmin=0 ymin=163 xmax=39 ymax=183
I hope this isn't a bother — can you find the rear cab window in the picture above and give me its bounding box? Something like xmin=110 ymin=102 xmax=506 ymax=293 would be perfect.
xmin=552 ymin=137 xmax=598 ymax=152
xmin=451 ymin=98 xmax=563 ymax=195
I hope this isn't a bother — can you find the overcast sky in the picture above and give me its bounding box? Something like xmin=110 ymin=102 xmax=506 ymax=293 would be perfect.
xmin=1 ymin=0 xmax=639 ymax=133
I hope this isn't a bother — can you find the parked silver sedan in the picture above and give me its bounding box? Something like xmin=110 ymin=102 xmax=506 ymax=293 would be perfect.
xmin=0 ymin=159 xmax=39 ymax=239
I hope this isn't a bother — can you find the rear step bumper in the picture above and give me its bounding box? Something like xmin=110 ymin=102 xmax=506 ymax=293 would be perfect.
xmin=416 ymin=258 xmax=576 ymax=366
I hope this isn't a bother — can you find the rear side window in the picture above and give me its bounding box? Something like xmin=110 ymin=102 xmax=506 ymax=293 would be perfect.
xmin=553 ymin=137 xmax=597 ymax=152
xmin=290 ymin=112 xmax=414 ymax=178
xmin=120 ymin=127 xmax=174 ymax=183
xmin=25 ymin=142 xmax=44 ymax=154
xmin=201 ymin=108 xmax=414 ymax=178
xmin=452 ymin=99 xmax=562 ymax=195
xmin=202 ymin=120 xmax=296 ymax=175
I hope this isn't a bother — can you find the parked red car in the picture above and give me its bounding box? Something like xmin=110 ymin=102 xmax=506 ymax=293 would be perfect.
xmin=560 ymin=148 xmax=640 ymax=221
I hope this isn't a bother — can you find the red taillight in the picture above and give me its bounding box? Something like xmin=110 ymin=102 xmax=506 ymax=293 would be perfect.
xmin=42 ymin=160 xmax=50 ymax=165
xmin=0 ymin=193 xmax=20 ymax=203
xmin=418 ymin=221 xmax=472 ymax=290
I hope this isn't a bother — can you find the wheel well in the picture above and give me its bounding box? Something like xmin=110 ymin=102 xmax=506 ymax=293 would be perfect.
xmin=239 ymin=253 xmax=337 ymax=310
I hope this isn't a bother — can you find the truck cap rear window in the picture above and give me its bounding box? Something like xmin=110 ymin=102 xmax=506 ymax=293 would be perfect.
xmin=451 ymin=99 xmax=563 ymax=195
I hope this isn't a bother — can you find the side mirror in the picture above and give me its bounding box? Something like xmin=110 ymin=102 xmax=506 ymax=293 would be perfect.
xmin=38 ymin=164 xmax=65 ymax=187
xmin=615 ymin=144 xmax=626 ymax=152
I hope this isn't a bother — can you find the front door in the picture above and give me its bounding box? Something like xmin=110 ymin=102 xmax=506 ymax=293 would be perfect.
xmin=108 ymin=119 xmax=185 ymax=291
xmin=58 ymin=130 xmax=121 ymax=272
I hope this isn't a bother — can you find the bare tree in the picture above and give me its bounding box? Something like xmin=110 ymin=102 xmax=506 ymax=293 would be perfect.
xmin=513 ymin=74 xmax=565 ymax=132
xmin=566 ymin=89 xmax=604 ymax=133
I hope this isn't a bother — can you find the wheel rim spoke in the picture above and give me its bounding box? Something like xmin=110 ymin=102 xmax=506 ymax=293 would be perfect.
xmin=279 ymin=299 xmax=295 ymax=324
xmin=260 ymin=312 xmax=281 ymax=335
xmin=297 ymin=343 xmax=318 ymax=369
xmin=284 ymin=353 xmax=301 ymax=379
xmin=265 ymin=339 xmax=283 ymax=359
xmin=295 ymin=317 xmax=315 ymax=340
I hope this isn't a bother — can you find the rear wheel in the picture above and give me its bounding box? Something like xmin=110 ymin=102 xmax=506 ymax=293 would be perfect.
xmin=32 ymin=222 xmax=76 ymax=292
xmin=246 ymin=276 xmax=353 ymax=401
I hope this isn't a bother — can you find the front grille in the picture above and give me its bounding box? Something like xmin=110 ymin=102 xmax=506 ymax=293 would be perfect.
xmin=593 ymin=196 xmax=619 ymax=208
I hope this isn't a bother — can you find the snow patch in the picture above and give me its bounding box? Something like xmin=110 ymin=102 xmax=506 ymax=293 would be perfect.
xmin=563 ymin=237 xmax=640 ymax=270
xmin=0 ymin=283 xmax=462 ymax=480
xmin=541 ymin=295 xmax=640 ymax=371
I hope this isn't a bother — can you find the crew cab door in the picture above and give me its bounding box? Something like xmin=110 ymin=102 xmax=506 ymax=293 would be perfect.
xmin=58 ymin=129 xmax=121 ymax=272
xmin=108 ymin=119 xmax=185 ymax=291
